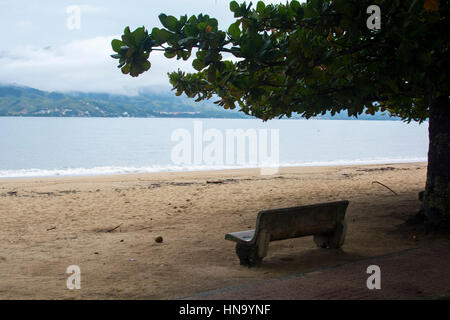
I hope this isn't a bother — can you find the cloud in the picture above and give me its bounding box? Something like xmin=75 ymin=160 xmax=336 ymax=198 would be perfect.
xmin=0 ymin=36 xmax=196 ymax=95
xmin=0 ymin=0 xmax=302 ymax=94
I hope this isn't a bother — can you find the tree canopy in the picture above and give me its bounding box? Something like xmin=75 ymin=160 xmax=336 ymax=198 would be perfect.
xmin=111 ymin=0 xmax=448 ymax=122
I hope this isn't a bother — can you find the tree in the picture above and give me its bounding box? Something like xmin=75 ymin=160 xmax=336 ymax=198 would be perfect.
xmin=111 ymin=0 xmax=449 ymax=225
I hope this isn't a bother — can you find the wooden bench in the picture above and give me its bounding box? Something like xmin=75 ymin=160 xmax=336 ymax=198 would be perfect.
xmin=225 ymin=200 xmax=349 ymax=267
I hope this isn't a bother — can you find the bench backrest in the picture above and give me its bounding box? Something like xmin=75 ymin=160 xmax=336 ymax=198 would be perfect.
xmin=255 ymin=201 xmax=349 ymax=241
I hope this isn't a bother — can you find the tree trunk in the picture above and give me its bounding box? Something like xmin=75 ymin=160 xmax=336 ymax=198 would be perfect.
xmin=422 ymin=96 xmax=450 ymax=226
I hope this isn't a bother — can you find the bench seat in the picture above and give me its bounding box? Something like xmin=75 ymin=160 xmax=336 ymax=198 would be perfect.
xmin=225 ymin=230 xmax=256 ymax=244
xmin=225 ymin=200 xmax=349 ymax=267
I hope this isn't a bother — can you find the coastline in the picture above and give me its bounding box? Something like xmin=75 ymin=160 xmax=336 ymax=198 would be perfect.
xmin=0 ymin=161 xmax=436 ymax=299
xmin=0 ymin=158 xmax=427 ymax=180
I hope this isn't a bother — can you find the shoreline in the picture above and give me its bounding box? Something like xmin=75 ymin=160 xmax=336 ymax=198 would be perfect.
xmin=0 ymin=160 xmax=428 ymax=181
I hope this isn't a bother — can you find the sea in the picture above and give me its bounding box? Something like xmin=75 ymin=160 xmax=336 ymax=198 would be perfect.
xmin=0 ymin=117 xmax=429 ymax=178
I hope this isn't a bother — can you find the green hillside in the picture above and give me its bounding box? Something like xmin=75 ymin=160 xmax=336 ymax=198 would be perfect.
xmin=0 ymin=85 xmax=248 ymax=118
xmin=0 ymin=85 xmax=397 ymax=120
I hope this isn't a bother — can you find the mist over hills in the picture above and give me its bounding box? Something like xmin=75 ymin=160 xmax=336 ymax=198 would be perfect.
xmin=0 ymin=85 xmax=398 ymax=120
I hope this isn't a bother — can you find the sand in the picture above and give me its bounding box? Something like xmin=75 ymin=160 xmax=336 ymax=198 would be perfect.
xmin=0 ymin=162 xmax=441 ymax=299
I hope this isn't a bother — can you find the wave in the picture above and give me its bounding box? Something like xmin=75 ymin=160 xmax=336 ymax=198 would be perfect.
xmin=0 ymin=157 xmax=427 ymax=178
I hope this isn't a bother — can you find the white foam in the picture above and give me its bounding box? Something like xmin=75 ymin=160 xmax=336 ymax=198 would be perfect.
xmin=0 ymin=157 xmax=427 ymax=178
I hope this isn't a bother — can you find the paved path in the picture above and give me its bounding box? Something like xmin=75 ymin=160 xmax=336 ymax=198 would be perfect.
xmin=181 ymin=241 xmax=450 ymax=300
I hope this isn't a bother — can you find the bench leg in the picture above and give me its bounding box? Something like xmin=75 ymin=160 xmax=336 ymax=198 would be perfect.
xmin=313 ymin=219 xmax=347 ymax=249
xmin=235 ymin=244 xmax=263 ymax=267
xmin=256 ymin=230 xmax=270 ymax=259
xmin=329 ymin=219 xmax=347 ymax=248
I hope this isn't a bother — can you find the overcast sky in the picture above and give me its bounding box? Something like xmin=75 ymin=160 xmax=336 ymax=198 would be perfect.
xmin=0 ymin=0 xmax=290 ymax=95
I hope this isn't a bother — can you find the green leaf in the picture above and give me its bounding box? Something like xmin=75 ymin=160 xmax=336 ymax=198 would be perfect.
xmin=181 ymin=51 xmax=191 ymax=61
xmin=228 ymin=22 xmax=241 ymax=40
xmin=208 ymin=18 xmax=218 ymax=30
xmin=230 ymin=1 xmax=239 ymax=12
xmin=179 ymin=15 xmax=187 ymax=26
xmin=198 ymin=22 xmax=207 ymax=31
xmin=158 ymin=14 xmax=168 ymax=27
xmin=125 ymin=47 xmax=136 ymax=58
xmin=290 ymin=1 xmax=301 ymax=11
xmin=208 ymin=66 xmax=216 ymax=82
xmin=257 ymin=1 xmax=266 ymax=13
xmin=153 ymin=28 xmax=173 ymax=42
xmin=165 ymin=16 xmax=178 ymax=31
xmin=111 ymin=39 xmax=124 ymax=53
xmin=141 ymin=60 xmax=151 ymax=72
xmin=121 ymin=32 xmax=135 ymax=47
xmin=164 ymin=51 xmax=177 ymax=59
xmin=132 ymin=27 xmax=146 ymax=45
xmin=121 ymin=63 xmax=131 ymax=75
xmin=192 ymin=59 xmax=206 ymax=71
xmin=184 ymin=23 xmax=198 ymax=37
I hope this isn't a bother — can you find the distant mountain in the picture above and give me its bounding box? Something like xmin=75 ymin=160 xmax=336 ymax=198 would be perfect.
xmin=0 ymin=85 xmax=398 ymax=120
xmin=0 ymin=85 xmax=248 ymax=118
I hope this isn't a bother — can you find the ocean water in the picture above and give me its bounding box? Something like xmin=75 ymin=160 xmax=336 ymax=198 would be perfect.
xmin=0 ymin=117 xmax=428 ymax=178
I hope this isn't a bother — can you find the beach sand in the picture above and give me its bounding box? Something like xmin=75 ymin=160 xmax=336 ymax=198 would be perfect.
xmin=0 ymin=162 xmax=441 ymax=299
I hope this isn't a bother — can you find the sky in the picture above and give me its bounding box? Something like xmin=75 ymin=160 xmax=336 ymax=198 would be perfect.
xmin=0 ymin=0 xmax=291 ymax=95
